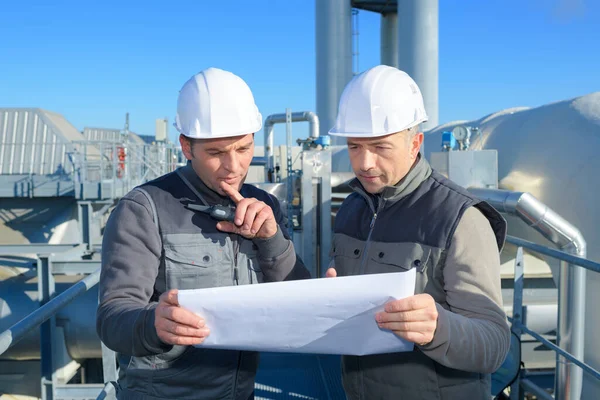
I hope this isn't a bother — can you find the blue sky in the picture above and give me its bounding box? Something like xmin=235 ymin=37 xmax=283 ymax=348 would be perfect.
xmin=0 ymin=0 xmax=597 ymax=145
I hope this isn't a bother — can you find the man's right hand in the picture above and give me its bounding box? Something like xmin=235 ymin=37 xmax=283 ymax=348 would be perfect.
xmin=155 ymin=289 xmax=210 ymax=345
xmin=325 ymin=268 xmax=337 ymax=278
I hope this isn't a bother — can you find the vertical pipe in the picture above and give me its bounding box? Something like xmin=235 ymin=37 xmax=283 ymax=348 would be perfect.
xmin=38 ymin=255 xmax=56 ymax=400
xmin=381 ymin=13 xmax=398 ymax=68
xmin=285 ymin=109 xmax=294 ymax=241
xmin=264 ymin=122 xmax=274 ymax=182
xmin=316 ymin=0 xmax=353 ymax=145
xmin=556 ymin=242 xmax=587 ymax=400
xmin=397 ymin=0 xmax=439 ymax=132
xmin=510 ymin=247 xmax=524 ymax=400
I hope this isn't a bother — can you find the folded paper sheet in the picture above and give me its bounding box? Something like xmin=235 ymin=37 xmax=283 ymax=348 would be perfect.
xmin=177 ymin=270 xmax=416 ymax=356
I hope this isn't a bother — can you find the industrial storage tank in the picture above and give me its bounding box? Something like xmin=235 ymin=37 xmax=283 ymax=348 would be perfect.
xmin=423 ymin=91 xmax=600 ymax=398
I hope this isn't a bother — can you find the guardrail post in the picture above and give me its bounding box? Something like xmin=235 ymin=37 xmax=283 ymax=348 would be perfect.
xmin=38 ymin=254 xmax=56 ymax=400
xmin=98 ymin=289 xmax=118 ymax=393
xmin=78 ymin=202 xmax=93 ymax=251
xmin=510 ymin=247 xmax=524 ymax=400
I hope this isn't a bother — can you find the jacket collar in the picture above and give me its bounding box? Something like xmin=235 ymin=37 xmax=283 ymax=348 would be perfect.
xmin=349 ymin=154 xmax=432 ymax=210
xmin=178 ymin=162 xmax=236 ymax=207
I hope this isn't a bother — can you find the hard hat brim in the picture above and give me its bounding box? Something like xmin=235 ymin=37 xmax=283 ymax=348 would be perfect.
xmin=327 ymin=116 xmax=428 ymax=138
xmin=175 ymin=120 xmax=263 ymax=139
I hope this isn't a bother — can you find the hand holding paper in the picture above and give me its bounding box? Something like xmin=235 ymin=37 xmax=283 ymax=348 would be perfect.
xmin=155 ymin=289 xmax=211 ymax=346
xmin=376 ymin=293 xmax=439 ymax=346
xmin=177 ymin=270 xmax=418 ymax=355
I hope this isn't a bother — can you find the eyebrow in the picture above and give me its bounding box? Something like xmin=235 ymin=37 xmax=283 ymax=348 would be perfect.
xmin=347 ymin=140 xmax=392 ymax=146
xmin=205 ymin=141 xmax=253 ymax=152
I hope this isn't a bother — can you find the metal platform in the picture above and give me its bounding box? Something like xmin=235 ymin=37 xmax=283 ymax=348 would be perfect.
xmin=255 ymin=353 xmax=344 ymax=400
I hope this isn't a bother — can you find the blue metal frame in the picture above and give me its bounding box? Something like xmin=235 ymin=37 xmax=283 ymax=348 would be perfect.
xmin=508 ymin=242 xmax=600 ymax=399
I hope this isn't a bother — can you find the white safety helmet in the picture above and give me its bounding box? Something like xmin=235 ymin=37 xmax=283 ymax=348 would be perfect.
xmin=175 ymin=67 xmax=262 ymax=139
xmin=328 ymin=65 xmax=428 ymax=137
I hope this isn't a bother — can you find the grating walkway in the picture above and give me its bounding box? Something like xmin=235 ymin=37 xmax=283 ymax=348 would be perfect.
xmin=255 ymin=353 xmax=345 ymax=400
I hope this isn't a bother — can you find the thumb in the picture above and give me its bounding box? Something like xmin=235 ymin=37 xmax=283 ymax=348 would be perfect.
xmin=159 ymin=289 xmax=179 ymax=306
xmin=325 ymin=268 xmax=337 ymax=278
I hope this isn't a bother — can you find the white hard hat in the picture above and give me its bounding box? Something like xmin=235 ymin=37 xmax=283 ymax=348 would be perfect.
xmin=328 ymin=65 xmax=428 ymax=137
xmin=175 ymin=67 xmax=262 ymax=139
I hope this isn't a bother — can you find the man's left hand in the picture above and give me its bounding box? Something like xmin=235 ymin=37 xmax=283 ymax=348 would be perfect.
xmin=216 ymin=181 xmax=278 ymax=239
xmin=375 ymin=294 xmax=439 ymax=346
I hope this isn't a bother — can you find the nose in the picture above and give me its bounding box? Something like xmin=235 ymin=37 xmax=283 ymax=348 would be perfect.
xmin=221 ymin=151 xmax=240 ymax=173
xmin=357 ymin=149 xmax=377 ymax=172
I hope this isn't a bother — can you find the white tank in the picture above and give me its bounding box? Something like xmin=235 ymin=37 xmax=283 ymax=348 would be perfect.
xmin=423 ymin=91 xmax=600 ymax=397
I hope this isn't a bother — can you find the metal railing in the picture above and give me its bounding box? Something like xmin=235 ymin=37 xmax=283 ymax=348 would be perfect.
xmin=470 ymin=188 xmax=599 ymax=399
xmin=508 ymin=236 xmax=600 ymax=400
xmin=0 ymin=140 xmax=183 ymax=183
xmin=0 ymin=245 xmax=116 ymax=400
xmin=0 ymin=269 xmax=100 ymax=356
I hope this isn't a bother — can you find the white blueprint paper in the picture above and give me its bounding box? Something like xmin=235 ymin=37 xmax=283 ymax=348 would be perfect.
xmin=177 ymin=270 xmax=416 ymax=356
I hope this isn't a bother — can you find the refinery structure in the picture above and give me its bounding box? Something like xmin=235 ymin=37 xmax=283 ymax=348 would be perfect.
xmin=1 ymin=1 xmax=599 ymax=399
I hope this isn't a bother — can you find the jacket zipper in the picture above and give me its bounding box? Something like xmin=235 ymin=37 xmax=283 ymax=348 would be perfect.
xmin=232 ymin=235 xmax=240 ymax=285
xmin=231 ymin=234 xmax=241 ymax=399
xmin=358 ymin=198 xmax=385 ymax=275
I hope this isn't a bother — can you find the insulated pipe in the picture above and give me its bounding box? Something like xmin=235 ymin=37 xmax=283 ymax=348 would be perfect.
xmin=469 ymin=188 xmax=586 ymax=400
xmin=381 ymin=13 xmax=398 ymax=68
xmin=315 ymin=0 xmax=352 ymax=144
xmin=263 ymin=111 xmax=320 ymax=182
xmin=397 ymin=0 xmax=439 ymax=132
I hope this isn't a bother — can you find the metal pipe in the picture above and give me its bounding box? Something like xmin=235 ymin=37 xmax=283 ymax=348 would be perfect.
xmin=469 ymin=188 xmax=586 ymax=400
xmin=397 ymin=0 xmax=439 ymax=132
xmin=250 ymin=156 xmax=267 ymax=166
xmin=263 ymin=111 xmax=320 ymax=182
xmin=380 ymin=13 xmax=398 ymax=67
xmin=315 ymin=0 xmax=352 ymax=143
xmin=0 ymin=269 xmax=101 ymax=357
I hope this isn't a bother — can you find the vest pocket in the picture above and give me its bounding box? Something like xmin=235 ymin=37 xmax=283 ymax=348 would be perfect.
xmin=331 ymin=234 xmax=364 ymax=276
xmin=164 ymin=244 xmax=225 ymax=290
xmin=368 ymin=242 xmax=432 ymax=275
xmin=239 ymin=240 xmax=262 ymax=285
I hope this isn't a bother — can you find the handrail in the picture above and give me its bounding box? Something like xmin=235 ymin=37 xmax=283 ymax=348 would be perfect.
xmin=506 ymin=235 xmax=600 ymax=273
xmin=0 ymin=268 xmax=101 ymax=356
xmin=470 ymin=188 xmax=587 ymax=400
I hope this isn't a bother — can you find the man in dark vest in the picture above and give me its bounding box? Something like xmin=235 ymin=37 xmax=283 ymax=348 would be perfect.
xmin=96 ymin=67 xmax=309 ymax=400
xmin=326 ymin=65 xmax=510 ymax=399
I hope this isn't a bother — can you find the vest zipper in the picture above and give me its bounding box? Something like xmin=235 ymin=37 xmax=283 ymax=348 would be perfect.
xmin=231 ymin=234 xmax=241 ymax=399
xmin=232 ymin=235 xmax=240 ymax=285
xmin=231 ymin=351 xmax=243 ymax=399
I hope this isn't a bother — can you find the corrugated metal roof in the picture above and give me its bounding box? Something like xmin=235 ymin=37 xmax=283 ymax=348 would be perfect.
xmin=0 ymin=108 xmax=101 ymax=175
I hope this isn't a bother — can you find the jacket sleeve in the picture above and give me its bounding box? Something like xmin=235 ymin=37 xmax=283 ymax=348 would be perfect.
xmin=418 ymin=207 xmax=511 ymax=373
xmin=96 ymin=189 xmax=172 ymax=357
xmin=252 ymin=193 xmax=311 ymax=281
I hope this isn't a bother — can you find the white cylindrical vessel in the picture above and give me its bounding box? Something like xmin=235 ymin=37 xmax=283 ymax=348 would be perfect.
xmin=423 ymin=92 xmax=600 ymax=398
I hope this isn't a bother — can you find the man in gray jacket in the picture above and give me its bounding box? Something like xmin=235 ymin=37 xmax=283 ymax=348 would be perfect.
xmin=96 ymin=67 xmax=309 ymax=400
xmin=326 ymin=65 xmax=511 ymax=399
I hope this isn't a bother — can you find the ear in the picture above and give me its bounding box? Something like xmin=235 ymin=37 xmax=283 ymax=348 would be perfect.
xmin=179 ymin=134 xmax=193 ymax=160
xmin=411 ymin=132 xmax=424 ymax=159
